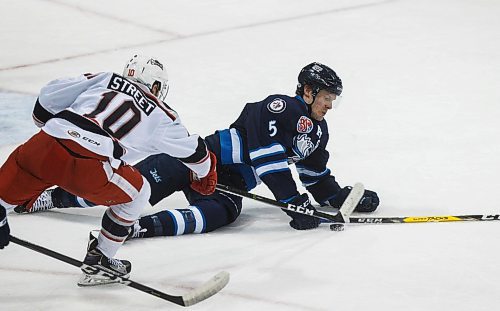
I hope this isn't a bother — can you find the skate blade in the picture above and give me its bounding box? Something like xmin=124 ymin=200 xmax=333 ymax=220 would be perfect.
xmin=77 ymin=273 xmax=126 ymax=287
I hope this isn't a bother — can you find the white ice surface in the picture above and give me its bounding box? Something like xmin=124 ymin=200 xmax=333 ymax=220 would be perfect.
xmin=1 ymin=0 xmax=500 ymax=310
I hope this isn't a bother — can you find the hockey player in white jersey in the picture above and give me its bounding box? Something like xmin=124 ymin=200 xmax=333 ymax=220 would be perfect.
xmin=0 ymin=55 xmax=217 ymax=284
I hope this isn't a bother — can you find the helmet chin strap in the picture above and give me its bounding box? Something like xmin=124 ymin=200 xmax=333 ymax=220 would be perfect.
xmin=307 ymin=87 xmax=320 ymax=114
xmin=301 ymin=85 xmax=320 ymax=114
xmin=304 ymin=95 xmax=315 ymax=115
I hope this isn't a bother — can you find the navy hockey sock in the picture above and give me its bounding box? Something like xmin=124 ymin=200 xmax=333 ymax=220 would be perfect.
xmin=138 ymin=213 xmax=167 ymax=237
xmin=53 ymin=187 xmax=96 ymax=208
xmin=136 ymin=199 xmax=236 ymax=238
xmin=138 ymin=208 xmax=205 ymax=237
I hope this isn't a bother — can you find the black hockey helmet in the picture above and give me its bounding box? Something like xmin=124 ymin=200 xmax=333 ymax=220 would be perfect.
xmin=296 ymin=62 xmax=343 ymax=97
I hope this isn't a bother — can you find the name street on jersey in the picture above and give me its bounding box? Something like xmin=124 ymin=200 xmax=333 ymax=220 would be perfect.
xmin=108 ymin=74 xmax=156 ymax=116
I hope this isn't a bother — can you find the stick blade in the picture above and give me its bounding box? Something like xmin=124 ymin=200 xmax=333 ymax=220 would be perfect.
xmin=339 ymin=182 xmax=365 ymax=223
xmin=182 ymin=271 xmax=230 ymax=307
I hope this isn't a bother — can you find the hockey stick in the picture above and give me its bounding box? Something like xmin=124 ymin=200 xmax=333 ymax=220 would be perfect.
xmin=216 ymin=185 xmax=500 ymax=226
xmin=349 ymin=214 xmax=500 ymax=224
xmin=216 ymin=183 xmax=364 ymax=228
xmin=10 ymin=235 xmax=229 ymax=307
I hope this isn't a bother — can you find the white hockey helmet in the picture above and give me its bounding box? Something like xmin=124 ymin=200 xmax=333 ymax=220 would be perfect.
xmin=123 ymin=55 xmax=169 ymax=101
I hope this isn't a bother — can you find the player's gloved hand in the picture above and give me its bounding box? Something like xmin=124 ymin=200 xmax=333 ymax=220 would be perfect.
xmin=190 ymin=152 xmax=218 ymax=195
xmin=329 ymin=187 xmax=380 ymax=213
xmin=0 ymin=205 xmax=11 ymax=249
xmin=284 ymin=194 xmax=321 ymax=230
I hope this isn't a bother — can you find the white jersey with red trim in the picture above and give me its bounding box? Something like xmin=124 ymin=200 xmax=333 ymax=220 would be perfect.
xmin=35 ymin=72 xmax=210 ymax=177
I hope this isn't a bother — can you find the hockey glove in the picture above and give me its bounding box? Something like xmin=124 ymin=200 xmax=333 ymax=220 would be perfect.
xmin=0 ymin=205 xmax=10 ymax=249
xmin=190 ymin=151 xmax=218 ymax=195
xmin=284 ymin=194 xmax=321 ymax=230
xmin=329 ymin=186 xmax=380 ymax=213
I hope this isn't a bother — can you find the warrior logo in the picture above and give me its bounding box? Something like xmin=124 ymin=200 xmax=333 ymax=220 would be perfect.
xmin=297 ymin=116 xmax=313 ymax=133
xmin=147 ymin=58 xmax=164 ymax=70
xmin=267 ymin=98 xmax=286 ymax=113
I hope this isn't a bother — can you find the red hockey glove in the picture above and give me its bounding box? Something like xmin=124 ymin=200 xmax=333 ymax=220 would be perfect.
xmin=190 ymin=151 xmax=217 ymax=195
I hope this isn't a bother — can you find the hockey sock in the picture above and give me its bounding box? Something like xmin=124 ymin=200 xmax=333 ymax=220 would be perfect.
xmin=53 ymin=187 xmax=96 ymax=208
xmin=138 ymin=213 xmax=167 ymax=237
xmin=98 ymin=208 xmax=132 ymax=257
xmin=138 ymin=207 xmax=206 ymax=237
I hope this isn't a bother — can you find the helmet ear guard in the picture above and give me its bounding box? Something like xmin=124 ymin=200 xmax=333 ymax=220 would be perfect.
xmin=123 ymin=55 xmax=170 ymax=101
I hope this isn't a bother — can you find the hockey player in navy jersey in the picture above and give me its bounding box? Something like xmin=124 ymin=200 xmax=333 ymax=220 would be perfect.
xmin=15 ymin=62 xmax=378 ymax=237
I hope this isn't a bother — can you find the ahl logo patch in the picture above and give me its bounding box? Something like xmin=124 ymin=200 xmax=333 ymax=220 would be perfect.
xmin=67 ymin=130 xmax=81 ymax=138
xmin=297 ymin=116 xmax=313 ymax=133
xmin=267 ymin=98 xmax=286 ymax=113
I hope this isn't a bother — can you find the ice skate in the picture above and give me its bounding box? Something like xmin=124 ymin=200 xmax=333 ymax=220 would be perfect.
xmin=14 ymin=190 xmax=55 ymax=214
xmin=78 ymin=232 xmax=131 ymax=287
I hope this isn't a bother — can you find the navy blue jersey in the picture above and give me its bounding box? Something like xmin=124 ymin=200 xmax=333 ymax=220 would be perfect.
xmin=215 ymin=94 xmax=339 ymax=203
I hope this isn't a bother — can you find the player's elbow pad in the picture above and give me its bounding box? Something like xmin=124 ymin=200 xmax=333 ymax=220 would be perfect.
xmin=32 ymin=98 xmax=54 ymax=127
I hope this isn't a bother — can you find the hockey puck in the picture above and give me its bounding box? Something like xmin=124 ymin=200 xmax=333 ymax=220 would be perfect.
xmin=330 ymin=224 xmax=345 ymax=232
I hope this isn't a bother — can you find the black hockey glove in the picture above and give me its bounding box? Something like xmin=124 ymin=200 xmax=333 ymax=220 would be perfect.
xmin=284 ymin=194 xmax=321 ymax=230
xmin=329 ymin=187 xmax=380 ymax=213
xmin=0 ymin=205 xmax=10 ymax=249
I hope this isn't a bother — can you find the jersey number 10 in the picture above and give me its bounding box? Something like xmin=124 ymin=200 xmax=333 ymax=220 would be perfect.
xmin=84 ymin=91 xmax=141 ymax=139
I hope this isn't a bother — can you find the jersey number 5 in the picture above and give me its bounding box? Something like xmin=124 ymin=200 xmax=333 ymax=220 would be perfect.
xmin=84 ymin=91 xmax=141 ymax=139
xmin=268 ymin=120 xmax=277 ymax=137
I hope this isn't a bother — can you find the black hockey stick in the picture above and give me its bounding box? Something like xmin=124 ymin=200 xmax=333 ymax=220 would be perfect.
xmin=217 ymin=185 xmax=500 ymax=226
xmin=10 ymin=235 xmax=229 ymax=307
xmin=216 ymin=183 xmax=364 ymax=227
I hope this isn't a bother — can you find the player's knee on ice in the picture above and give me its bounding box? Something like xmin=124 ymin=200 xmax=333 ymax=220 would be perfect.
xmin=138 ymin=191 xmax=242 ymax=237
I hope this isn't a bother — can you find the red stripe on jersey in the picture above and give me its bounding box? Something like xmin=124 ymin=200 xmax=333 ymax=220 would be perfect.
xmin=194 ymin=148 xmax=210 ymax=164
xmin=129 ymin=80 xmax=177 ymax=121
xmin=83 ymin=115 xmax=101 ymax=126
xmin=141 ymin=90 xmax=177 ymax=121
xmin=158 ymin=102 xmax=178 ymax=121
